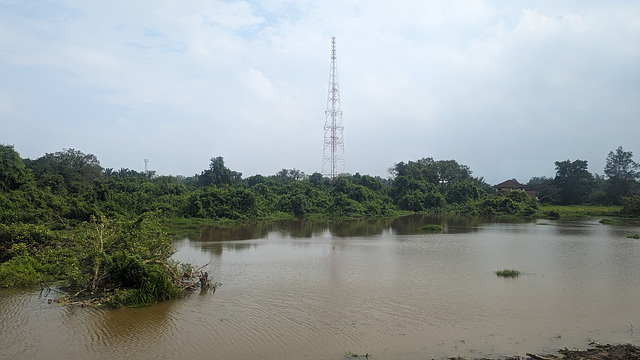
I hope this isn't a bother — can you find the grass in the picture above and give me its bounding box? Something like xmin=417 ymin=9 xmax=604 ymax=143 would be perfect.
xmin=599 ymin=218 xmax=622 ymax=225
xmin=495 ymin=269 xmax=521 ymax=278
xmin=538 ymin=205 xmax=621 ymax=219
xmin=420 ymin=224 xmax=443 ymax=231
xmin=628 ymin=234 xmax=640 ymax=239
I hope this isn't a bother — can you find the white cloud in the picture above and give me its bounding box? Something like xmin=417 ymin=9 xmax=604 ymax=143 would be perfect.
xmin=1 ymin=0 xmax=639 ymax=183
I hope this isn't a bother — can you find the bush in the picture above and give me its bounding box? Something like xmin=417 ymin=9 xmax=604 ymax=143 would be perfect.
xmin=420 ymin=224 xmax=443 ymax=231
xmin=398 ymin=190 xmax=445 ymax=212
xmin=495 ymin=269 xmax=520 ymax=277
xmin=0 ymin=254 xmax=43 ymax=287
xmin=65 ymin=214 xmax=189 ymax=306
xmin=0 ymin=223 xmax=60 ymax=263
xmin=477 ymin=196 xmax=523 ymax=216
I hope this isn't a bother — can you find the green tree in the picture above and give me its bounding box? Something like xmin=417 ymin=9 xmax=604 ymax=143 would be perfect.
xmin=198 ymin=156 xmax=242 ymax=187
xmin=434 ymin=160 xmax=472 ymax=191
xmin=604 ymin=146 xmax=640 ymax=204
xmin=271 ymin=168 xmax=306 ymax=184
xmin=397 ymin=190 xmax=445 ymax=212
xmin=0 ymin=144 xmax=33 ymax=192
xmin=308 ymin=172 xmax=327 ymax=187
xmin=527 ymin=176 xmax=557 ymax=204
xmin=554 ymin=159 xmax=595 ymax=204
xmin=25 ymin=148 xmax=103 ymax=194
xmin=445 ymin=181 xmax=485 ymax=205
xmin=621 ymin=193 xmax=640 ymax=216
xmin=389 ymin=158 xmax=439 ymax=183
xmin=389 ymin=157 xmax=472 ymax=190
xmin=352 ymin=173 xmax=385 ymax=193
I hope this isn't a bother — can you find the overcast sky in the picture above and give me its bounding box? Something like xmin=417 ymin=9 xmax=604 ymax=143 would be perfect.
xmin=1 ymin=1 xmax=639 ymax=184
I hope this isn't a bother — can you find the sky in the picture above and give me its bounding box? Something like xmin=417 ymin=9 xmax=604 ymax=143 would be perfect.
xmin=1 ymin=0 xmax=639 ymax=185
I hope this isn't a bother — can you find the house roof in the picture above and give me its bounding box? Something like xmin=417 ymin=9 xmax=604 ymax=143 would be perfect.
xmin=494 ymin=179 xmax=527 ymax=188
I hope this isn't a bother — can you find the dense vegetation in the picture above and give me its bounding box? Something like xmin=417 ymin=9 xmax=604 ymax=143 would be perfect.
xmin=1 ymin=143 xmax=639 ymax=304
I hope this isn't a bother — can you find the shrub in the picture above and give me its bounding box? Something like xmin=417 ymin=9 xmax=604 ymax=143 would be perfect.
xmin=0 ymin=223 xmax=60 ymax=263
xmin=67 ymin=214 xmax=189 ymax=307
xmin=600 ymin=218 xmax=622 ymax=225
xmin=478 ymin=196 xmax=523 ymax=216
xmin=420 ymin=224 xmax=443 ymax=231
xmin=546 ymin=210 xmax=560 ymax=219
xmin=495 ymin=269 xmax=520 ymax=277
xmin=0 ymin=255 xmax=43 ymax=287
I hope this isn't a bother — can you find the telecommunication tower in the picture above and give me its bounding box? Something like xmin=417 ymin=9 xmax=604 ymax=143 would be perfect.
xmin=322 ymin=36 xmax=345 ymax=179
xmin=144 ymin=159 xmax=149 ymax=174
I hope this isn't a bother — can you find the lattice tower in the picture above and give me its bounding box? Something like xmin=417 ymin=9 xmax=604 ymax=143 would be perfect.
xmin=322 ymin=36 xmax=345 ymax=178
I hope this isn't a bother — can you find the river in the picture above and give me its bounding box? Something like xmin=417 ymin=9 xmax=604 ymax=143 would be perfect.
xmin=1 ymin=215 xmax=639 ymax=359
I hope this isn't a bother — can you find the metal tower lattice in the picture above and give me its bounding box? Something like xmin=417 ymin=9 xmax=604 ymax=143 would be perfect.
xmin=322 ymin=36 xmax=345 ymax=178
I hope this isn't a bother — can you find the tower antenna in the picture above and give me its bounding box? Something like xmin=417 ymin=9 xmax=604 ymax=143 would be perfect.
xmin=322 ymin=36 xmax=345 ymax=178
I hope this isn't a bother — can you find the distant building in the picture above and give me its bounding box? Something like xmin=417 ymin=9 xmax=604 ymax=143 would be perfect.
xmin=494 ymin=179 xmax=528 ymax=193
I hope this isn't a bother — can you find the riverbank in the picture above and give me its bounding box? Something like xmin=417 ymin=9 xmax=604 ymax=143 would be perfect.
xmin=444 ymin=343 xmax=640 ymax=360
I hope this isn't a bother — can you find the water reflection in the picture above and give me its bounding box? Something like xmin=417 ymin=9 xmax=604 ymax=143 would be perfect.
xmin=327 ymin=218 xmax=393 ymax=237
xmin=182 ymin=215 xmax=548 ymax=256
xmin=195 ymin=215 xmax=493 ymax=241
xmin=389 ymin=214 xmax=487 ymax=234
xmin=187 ymin=237 xmax=258 ymax=256
xmin=199 ymin=221 xmax=273 ymax=241
xmin=197 ymin=218 xmax=391 ymax=241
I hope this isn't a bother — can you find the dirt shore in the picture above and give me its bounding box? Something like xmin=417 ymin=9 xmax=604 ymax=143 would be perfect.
xmin=449 ymin=343 xmax=640 ymax=360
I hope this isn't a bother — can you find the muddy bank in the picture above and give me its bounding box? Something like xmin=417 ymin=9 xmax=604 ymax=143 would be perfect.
xmin=447 ymin=343 xmax=640 ymax=360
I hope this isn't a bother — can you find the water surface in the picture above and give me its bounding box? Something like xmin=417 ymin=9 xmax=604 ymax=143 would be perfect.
xmin=2 ymin=215 xmax=639 ymax=359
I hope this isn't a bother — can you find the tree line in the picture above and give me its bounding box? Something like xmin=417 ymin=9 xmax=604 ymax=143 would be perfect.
xmin=528 ymin=146 xmax=640 ymax=210
xmin=1 ymin=143 xmax=639 ymax=302
xmin=2 ymin=144 xmax=640 ymax=226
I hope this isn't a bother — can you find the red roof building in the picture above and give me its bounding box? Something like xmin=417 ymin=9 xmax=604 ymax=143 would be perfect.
xmin=494 ymin=179 xmax=527 ymax=193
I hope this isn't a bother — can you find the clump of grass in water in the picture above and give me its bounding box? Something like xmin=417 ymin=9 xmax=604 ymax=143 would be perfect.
xmin=420 ymin=224 xmax=443 ymax=231
xmin=628 ymin=234 xmax=640 ymax=239
xmin=600 ymin=218 xmax=622 ymax=225
xmin=495 ymin=269 xmax=521 ymax=277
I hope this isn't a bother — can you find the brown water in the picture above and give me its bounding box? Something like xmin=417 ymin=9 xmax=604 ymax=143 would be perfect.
xmin=2 ymin=215 xmax=640 ymax=360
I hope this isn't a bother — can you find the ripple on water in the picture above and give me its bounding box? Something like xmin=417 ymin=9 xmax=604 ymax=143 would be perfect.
xmin=0 ymin=289 xmax=69 ymax=358
xmin=3 ymin=218 xmax=640 ymax=360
